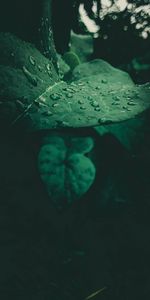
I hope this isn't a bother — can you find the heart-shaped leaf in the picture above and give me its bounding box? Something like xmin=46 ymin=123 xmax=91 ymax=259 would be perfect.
xmin=38 ymin=136 xmax=96 ymax=207
xmin=0 ymin=33 xmax=150 ymax=131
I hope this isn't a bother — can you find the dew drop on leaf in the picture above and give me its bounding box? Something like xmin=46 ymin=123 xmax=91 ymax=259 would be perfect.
xmin=46 ymin=63 xmax=52 ymax=76
xmin=127 ymin=101 xmax=136 ymax=106
xmin=66 ymin=93 xmax=73 ymax=98
xmin=41 ymin=111 xmax=53 ymax=116
xmin=101 ymin=79 xmax=107 ymax=84
xmin=50 ymin=93 xmax=60 ymax=101
xmin=78 ymin=100 xmax=84 ymax=104
xmin=111 ymin=102 xmax=120 ymax=105
xmin=52 ymin=103 xmax=59 ymax=108
xmin=38 ymin=65 xmax=42 ymax=72
xmin=22 ymin=66 xmax=37 ymax=86
xmin=88 ymin=96 xmax=93 ymax=101
xmin=113 ymin=96 xmax=120 ymax=101
xmin=29 ymin=56 xmax=36 ymax=66
xmin=94 ymin=107 xmax=101 ymax=111
xmin=91 ymin=101 xmax=99 ymax=107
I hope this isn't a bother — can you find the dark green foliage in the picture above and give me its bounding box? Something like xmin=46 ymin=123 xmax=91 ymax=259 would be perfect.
xmin=63 ymin=52 xmax=80 ymax=71
xmin=93 ymin=8 xmax=150 ymax=67
xmin=0 ymin=0 xmax=58 ymax=70
xmin=70 ymin=32 xmax=93 ymax=62
xmin=38 ymin=135 xmax=96 ymax=208
xmin=0 ymin=1 xmax=150 ymax=299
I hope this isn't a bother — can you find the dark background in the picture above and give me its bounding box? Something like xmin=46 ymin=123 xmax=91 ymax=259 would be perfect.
xmin=0 ymin=1 xmax=150 ymax=299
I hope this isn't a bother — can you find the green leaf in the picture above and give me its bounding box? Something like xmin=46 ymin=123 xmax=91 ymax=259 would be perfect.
xmin=38 ymin=136 xmax=96 ymax=207
xmin=71 ymin=59 xmax=135 ymax=85
xmin=0 ymin=33 xmax=150 ymax=131
xmin=70 ymin=32 xmax=93 ymax=62
xmin=63 ymin=51 xmax=80 ymax=71
xmin=95 ymin=116 xmax=146 ymax=150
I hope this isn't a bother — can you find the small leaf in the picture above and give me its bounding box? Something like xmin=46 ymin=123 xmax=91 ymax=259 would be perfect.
xmin=70 ymin=32 xmax=93 ymax=62
xmin=63 ymin=51 xmax=80 ymax=71
xmin=38 ymin=136 xmax=96 ymax=207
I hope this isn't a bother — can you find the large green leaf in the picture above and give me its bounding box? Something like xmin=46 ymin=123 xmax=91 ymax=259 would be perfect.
xmin=0 ymin=33 xmax=150 ymax=131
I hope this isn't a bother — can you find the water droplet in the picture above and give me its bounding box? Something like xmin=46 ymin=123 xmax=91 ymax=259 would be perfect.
xmin=42 ymin=111 xmax=53 ymax=116
xmin=101 ymin=79 xmax=107 ymax=84
xmin=113 ymin=96 xmax=120 ymax=101
xmin=126 ymin=96 xmax=131 ymax=100
xmin=95 ymin=86 xmax=100 ymax=90
xmin=71 ymin=83 xmax=78 ymax=88
xmin=78 ymin=100 xmax=84 ymax=104
xmin=127 ymin=98 xmax=134 ymax=102
xmin=66 ymin=93 xmax=73 ymax=98
xmin=11 ymin=52 xmax=15 ymax=57
xmin=46 ymin=64 xmax=52 ymax=76
xmin=38 ymin=65 xmax=42 ymax=72
xmin=39 ymin=96 xmax=46 ymax=103
xmin=50 ymin=94 xmax=60 ymax=101
xmin=98 ymin=118 xmax=104 ymax=124
xmin=56 ymin=120 xmax=68 ymax=127
xmin=78 ymin=82 xmax=85 ymax=86
xmin=91 ymin=101 xmax=99 ymax=107
xmin=29 ymin=56 xmax=36 ymax=66
xmin=62 ymin=86 xmax=68 ymax=91
xmin=111 ymin=102 xmax=119 ymax=105
xmin=80 ymin=106 xmax=86 ymax=110
xmin=38 ymin=102 xmax=47 ymax=107
xmin=52 ymin=103 xmax=59 ymax=108
xmin=94 ymin=107 xmax=101 ymax=111
xmin=127 ymin=101 xmax=136 ymax=106
xmin=98 ymin=118 xmax=111 ymax=124
xmin=122 ymin=106 xmax=131 ymax=111
xmin=22 ymin=66 xmax=37 ymax=86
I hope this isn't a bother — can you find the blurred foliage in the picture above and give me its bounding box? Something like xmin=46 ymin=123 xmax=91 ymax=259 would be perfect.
xmin=52 ymin=0 xmax=150 ymax=83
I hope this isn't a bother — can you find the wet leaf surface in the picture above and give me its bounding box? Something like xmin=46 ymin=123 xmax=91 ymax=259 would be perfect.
xmin=0 ymin=33 xmax=150 ymax=131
